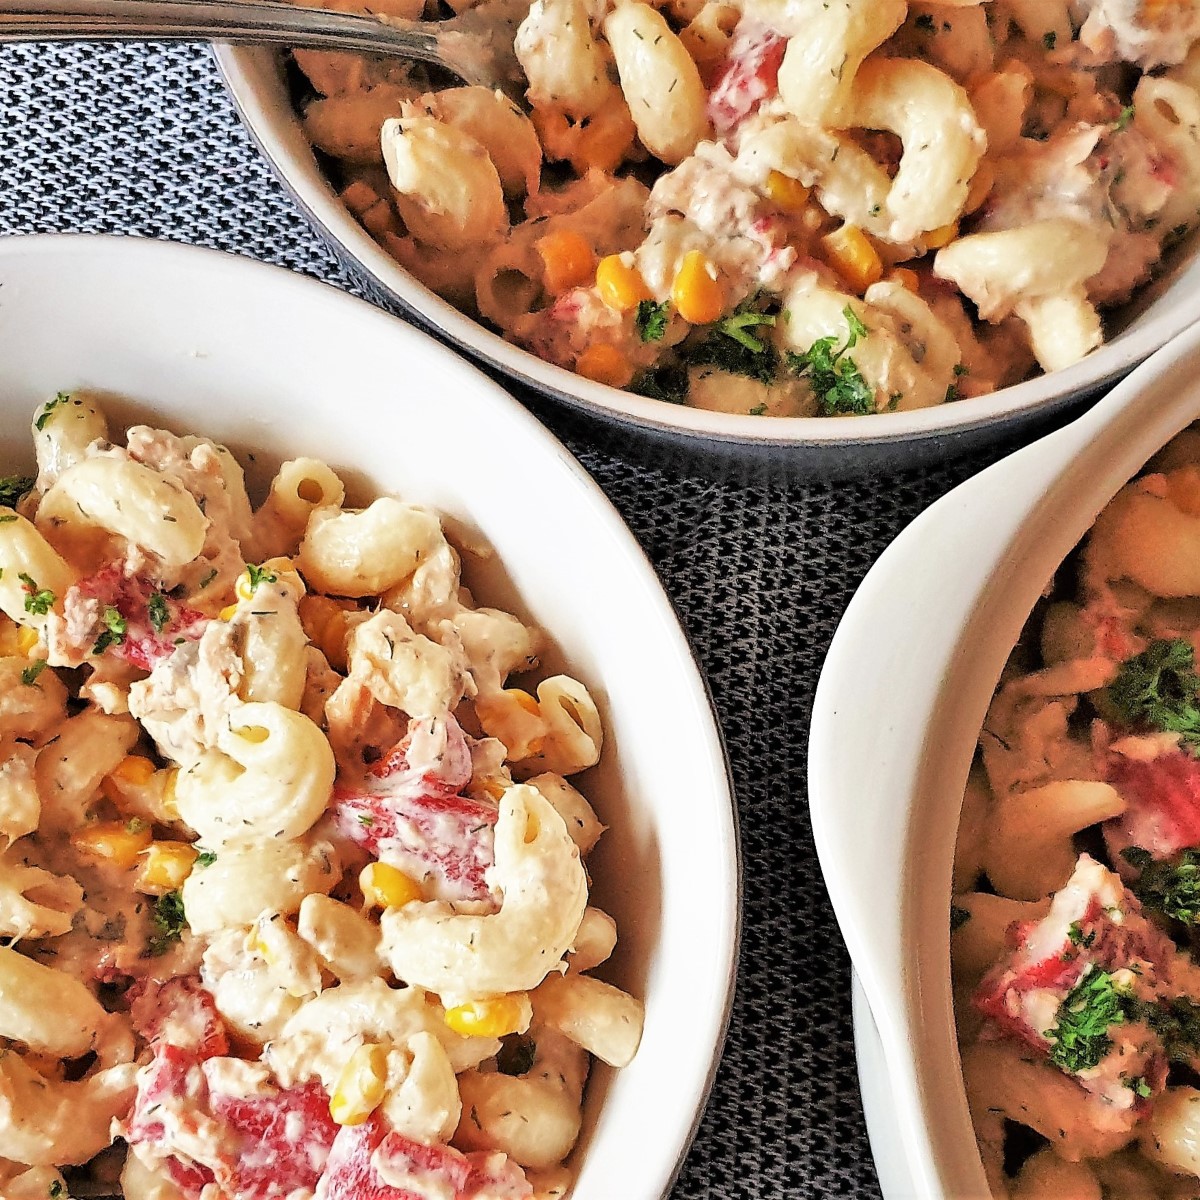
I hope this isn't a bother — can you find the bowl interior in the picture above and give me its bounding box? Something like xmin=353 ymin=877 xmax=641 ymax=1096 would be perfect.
xmin=0 ymin=233 xmax=740 ymax=1198
xmin=216 ymin=44 xmax=1200 ymax=460
xmin=809 ymin=319 xmax=1200 ymax=1197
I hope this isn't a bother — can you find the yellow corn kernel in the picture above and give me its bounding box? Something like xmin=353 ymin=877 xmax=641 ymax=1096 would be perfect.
xmin=506 ymin=688 xmax=540 ymax=718
xmin=595 ymin=255 xmax=650 ymax=312
xmin=479 ymin=775 xmax=509 ymax=802
xmin=16 ymin=627 xmax=38 ymax=655
xmin=220 ymin=603 xmax=239 ymax=621
xmin=73 ymin=821 xmax=153 ymax=870
xmin=329 ymin=1044 xmax=389 ymax=1126
xmin=444 ymin=995 xmax=528 ymax=1039
xmin=101 ymin=754 xmax=158 ymax=808
xmin=923 ymin=221 xmax=958 ymax=250
xmin=360 ymin=862 xmax=424 ymax=910
xmin=821 ymin=225 xmax=883 ymax=294
xmin=536 ymin=229 xmax=597 ymax=296
xmin=575 ymin=343 xmax=632 ymax=388
xmin=137 ymin=841 xmax=199 ymax=895
xmin=764 ymin=170 xmax=811 ymax=214
xmin=161 ymin=768 xmax=180 ymax=819
xmin=889 ymin=267 xmax=921 ymax=293
xmin=671 ymin=250 xmax=724 ymax=325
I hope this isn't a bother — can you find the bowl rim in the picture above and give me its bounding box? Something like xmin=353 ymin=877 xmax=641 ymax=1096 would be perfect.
xmin=0 ymin=231 xmax=744 ymax=1199
xmin=213 ymin=43 xmax=1200 ymax=452
xmin=808 ymin=318 xmax=1200 ymax=1197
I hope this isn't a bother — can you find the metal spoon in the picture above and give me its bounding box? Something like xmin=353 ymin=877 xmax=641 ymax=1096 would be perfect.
xmin=0 ymin=0 xmax=527 ymax=88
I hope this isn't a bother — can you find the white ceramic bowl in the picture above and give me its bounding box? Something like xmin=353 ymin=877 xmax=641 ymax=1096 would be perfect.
xmin=215 ymin=44 xmax=1200 ymax=476
xmin=808 ymin=318 xmax=1200 ymax=1198
xmin=0 ymin=233 xmax=740 ymax=1199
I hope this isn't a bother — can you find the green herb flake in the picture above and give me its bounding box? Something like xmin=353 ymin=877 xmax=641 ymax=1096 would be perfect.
xmin=1116 ymin=105 xmax=1136 ymax=132
xmin=0 ymin=476 xmax=34 ymax=509
xmin=1122 ymin=846 xmax=1200 ymax=924
xmin=49 ymin=1183 xmax=64 ymax=1200
xmin=634 ymin=299 xmax=669 ymax=343
xmin=147 ymin=591 xmax=170 ymax=635
xmin=126 ymin=817 xmax=148 ymax=835
xmin=358 ymin=813 xmax=375 ymax=829
xmin=92 ymin=605 xmax=128 ymax=656
xmin=713 ymin=308 xmax=777 ymax=354
xmin=245 ymin=563 xmax=278 ymax=590
xmin=194 ymin=849 xmax=217 ymax=868
xmin=1043 ymin=30 xmax=1057 ymax=49
xmin=18 ymin=572 xmax=54 ymax=616
xmin=950 ymin=904 xmax=971 ymax=932
xmin=1067 ymin=921 xmax=1096 ymax=948
xmin=34 ymin=392 xmax=71 ymax=432
xmin=632 ymin=361 xmax=690 ymax=405
xmin=914 ymin=13 xmax=935 ymax=31
xmin=748 ymin=403 xmax=768 ymax=416
xmin=20 ymin=659 xmax=47 ymax=686
xmin=1045 ymin=966 xmax=1126 ymax=1074
xmin=197 ymin=567 xmax=219 ymax=591
xmin=1109 ymin=638 xmax=1200 ymax=748
xmin=785 ymin=307 xmax=875 ymax=416
xmin=147 ymin=890 xmax=188 ymax=956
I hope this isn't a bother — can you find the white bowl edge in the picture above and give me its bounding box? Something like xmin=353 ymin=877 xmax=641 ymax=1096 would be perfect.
xmin=214 ymin=44 xmax=1200 ymax=456
xmin=0 ymin=232 xmax=741 ymax=1200
xmin=810 ymin=319 xmax=1200 ymax=1198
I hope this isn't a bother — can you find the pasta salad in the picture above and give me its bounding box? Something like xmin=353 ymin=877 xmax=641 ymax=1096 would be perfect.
xmin=289 ymin=0 xmax=1200 ymax=417
xmin=0 ymin=392 xmax=643 ymax=1200
xmin=952 ymin=426 xmax=1200 ymax=1198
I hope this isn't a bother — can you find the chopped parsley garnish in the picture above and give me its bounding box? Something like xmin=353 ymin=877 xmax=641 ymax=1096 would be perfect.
xmin=684 ymin=296 xmax=781 ymax=385
xmin=197 ymin=567 xmax=219 ymax=591
xmin=49 ymin=1183 xmax=64 ymax=1200
xmin=631 ymin=360 xmax=690 ymax=405
xmin=1043 ymin=30 xmax=1057 ymax=49
xmin=713 ymin=308 xmax=777 ymax=353
xmin=786 ymin=305 xmax=875 ymax=416
xmin=147 ymin=591 xmax=169 ymax=635
xmin=18 ymin=572 xmax=54 ymax=616
xmin=1045 ymin=965 xmax=1126 ymax=1074
xmin=34 ymin=392 xmax=71 ymax=432
xmin=1128 ymin=994 xmax=1200 ymax=1063
xmin=358 ymin=813 xmax=375 ymax=829
xmin=1126 ymin=1074 xmax=1153 ymax=1098
xmin=194 ymin=849 xmax=217 ymax=868
xmin=950 ymin=904 xmax=971 ymax=932
xmin=634 ymin=299 xmax=669 ymax=343
xmin=496 ymin=1035 xmax=537 ymax=1076
xmin=1067 ymin=920 xmax=1097 ymax=948
xmin=1116 ymin=105 xmax=1136 ymax=132
xmin=1122 ymin=846 xmax=1200 ymax=924
xmin=20 ymin=659 xmax=47 ymax=686
xmin=126 ymin=817 xmax=148 ymax=835
xmin=0 ymin=475 xmax=34 ymax=509
xmin=1108 ymin=638 xmax=1200 ymax=749
xmin=245 ymin=563 xmax=278 ymax=590
xmin=148 ymin=890 xmax=188 ymax=956
xmin=92 ymin=605 xmax=127 ymax=655
xmin=914 ymin=13 xmax=935 ymax=31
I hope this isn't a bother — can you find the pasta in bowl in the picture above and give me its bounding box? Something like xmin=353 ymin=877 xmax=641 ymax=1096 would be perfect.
xmin=808 ymin=318 xmax=1200 ymax=1197
xmin=217 ymin=0 xmax=1200 ymax=466
xmin=0 ymin=235 xmax=738 ymax=1200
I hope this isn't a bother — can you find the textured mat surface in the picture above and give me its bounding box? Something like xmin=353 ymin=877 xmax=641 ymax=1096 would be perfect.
xmin=0 ymin=40 xmax=1024 ymax=1198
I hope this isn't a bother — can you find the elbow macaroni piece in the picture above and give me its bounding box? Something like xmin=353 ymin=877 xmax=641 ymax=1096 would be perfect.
xmin=380 ymin=784 xmax=588 ymax=1000
xmin=173 ymin=701 xmax=335 ymax=845
xmin=516 ymin=0 xmax=616 ymax=120
xmin=299 ymin=497 xmax=446 ymax=597
xmin=32 ymin=392 xmax=109 ymax=491
xmin=604 ymin=3 xmax=709 ymax=167
xmin=0 ymin=514 xmax=75 ymax=631
xmin=381 ymin=115 xmax=508 ymax=252
xmin=37 ymin=457 xmax=207 ymax=567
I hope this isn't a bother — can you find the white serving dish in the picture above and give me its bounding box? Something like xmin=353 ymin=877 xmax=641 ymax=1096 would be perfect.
xmin=215 ymin=44 xmax=1200 ymax=477
xmin=0 ymin=233 xmax=740 ymax=1199
xmin=808 ymin=318 xmax=1200 ymax=1197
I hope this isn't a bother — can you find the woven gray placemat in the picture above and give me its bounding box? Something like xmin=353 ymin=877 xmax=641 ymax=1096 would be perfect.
xmin=0 ymin=39 xmax=1017 ymax=1198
